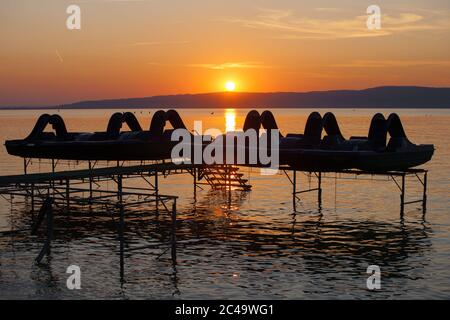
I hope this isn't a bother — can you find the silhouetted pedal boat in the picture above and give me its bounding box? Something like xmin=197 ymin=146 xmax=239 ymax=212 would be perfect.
xmin=5 ymin=110 xmax=191 ymax=161
xmin=260 ymin=110 xmax=342 ymax=170
xmin=260 ymin=110 xmax=434 ymax=172
xmin=322 ymin=112 xmax=434 ymax=171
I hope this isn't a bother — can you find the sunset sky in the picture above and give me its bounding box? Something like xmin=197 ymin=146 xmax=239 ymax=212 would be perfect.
xmin=1 ymin=0 xmax=449 ymax=106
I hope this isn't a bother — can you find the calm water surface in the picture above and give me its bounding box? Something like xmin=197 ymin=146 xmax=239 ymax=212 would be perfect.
xmin=0 ymin=108 xmax=449 ymax=299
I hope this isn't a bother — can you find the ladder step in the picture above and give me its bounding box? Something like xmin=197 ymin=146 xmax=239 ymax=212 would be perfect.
xmin=211 ymin=183 xmax=252 ymax=188
xmin=200 ymin=166 xmax=252 ymax=190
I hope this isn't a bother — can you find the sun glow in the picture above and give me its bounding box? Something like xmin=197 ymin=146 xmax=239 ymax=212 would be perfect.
xmin=225 ymin=81 xmax=236 ymax=92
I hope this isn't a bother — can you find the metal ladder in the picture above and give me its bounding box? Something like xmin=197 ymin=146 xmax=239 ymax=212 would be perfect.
xmin=198 ymin=165 xmax=252 ymax=191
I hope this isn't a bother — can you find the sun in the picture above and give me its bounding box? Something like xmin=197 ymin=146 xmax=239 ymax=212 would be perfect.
xmin=225 ymin=81 xmax=236 ymax=92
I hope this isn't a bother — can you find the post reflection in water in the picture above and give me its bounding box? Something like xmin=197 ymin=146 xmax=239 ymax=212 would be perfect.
xmin=0 ymin=185 xmax=435 ymax=298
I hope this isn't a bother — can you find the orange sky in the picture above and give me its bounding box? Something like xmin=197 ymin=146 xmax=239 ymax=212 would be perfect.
xmin=0 ymin=0 xmax=449 ymax=106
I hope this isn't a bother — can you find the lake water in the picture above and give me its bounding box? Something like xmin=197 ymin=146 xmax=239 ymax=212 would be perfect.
xmin=0 ymin=108 xmax=449 ymax=299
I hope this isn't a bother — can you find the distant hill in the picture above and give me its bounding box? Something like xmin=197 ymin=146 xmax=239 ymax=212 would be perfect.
xmin=2 ymin=86 xmax=450 ymax=109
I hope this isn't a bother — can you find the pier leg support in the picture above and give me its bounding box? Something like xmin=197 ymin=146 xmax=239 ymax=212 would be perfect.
xmin=422 ymin=171 xmax=428 ymax=215
xmin=119 ymin=203 xmax=125 ymax=282
xmin=31 ymin=183 xmax=35 ymax=220
xmin=66 ymin=179 xmax=70 ymax=211
xmin=193 ymin=167 xmax=197 ymax=201
xmin=318 ymin=172 xmax=322 ymax=207
xmin=117 ymin=174 xmax=125 ymax=281
xmin=400 ymin=173 xmax=405 ymax=218
xmin=34 ymin=197 xmax=54 ymax=264
xmin=88 ymin=161 xmax=93 ymax=201
xmin=23 ymin=158 xmax=28 ymax=175
xmin=155 ymin=171 xmax=159 ymax=214
xmin=171 ymin=199 xmax=177 ymax=265
xmin=292 ymin=170 xmax=297 ymax=211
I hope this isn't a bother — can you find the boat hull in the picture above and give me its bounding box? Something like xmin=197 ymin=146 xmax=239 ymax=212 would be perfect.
xmin=281 ymin=144 xmax=434 ymax=172
xmin=5 ymin=139 xmax=177 ymax=161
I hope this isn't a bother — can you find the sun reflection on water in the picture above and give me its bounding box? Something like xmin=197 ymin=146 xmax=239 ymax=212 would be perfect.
xmin=225 ymin=109 xmax=236 ymax=132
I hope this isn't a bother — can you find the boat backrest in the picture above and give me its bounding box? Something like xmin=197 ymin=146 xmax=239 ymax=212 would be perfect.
xmin=323 ymin=112 xmax=344 ymax=139
xmin=386 ymin=113 xmax=407 ymax=138
xmin=149 ymin=110 xmax=167 ymax=135
xmin=49 ymin=114 xmax=68 ymax=137
xmin=304 ymin=112 xmax=323 ymax=144
xmin=166 ymin=109 xmax=187 ymax=130
xmin=25 ymin=114 xmax=51 ymax=140
xmin=368 ymin=113 xmax=387 ymax=149
xmin=243 ymin=110 xmax=261 ymax=132
xmin=260 ymin=110 xmax=278 ymax=130
xmin=25 ymin=114 xmax=68 ymax=141
xmin=106 ymin=112 xmax=125 ymax=139
xmin=123 ymin=112 xmax=142 ymax=132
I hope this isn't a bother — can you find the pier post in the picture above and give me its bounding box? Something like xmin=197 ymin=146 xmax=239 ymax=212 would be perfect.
xmin=155 ymin=171 xmax=159 ymax=214
xmin=318 ymin=172 xmax=322 ymax=206
xmin=31 ymin=183 xmax=35 ymax=220
xmin=51 ymin=159 xmax=55 ymax=193
xmin=193 ymin=167 xmax=197 ymax=201
xmin=400 ymin=173 xmax=405 ymax=217
xmin=171 ymin=199 xmax=177 ymax=264
xmin=47 ymin=199 xmax=54 ymax=245
xmin=292 ymin=170 xmax=297 ymax=211
xmin=35 ymin=197 xmax=54 ymax=263
xmin=88 ymin=161 xmax=93 ymax=200
xmin=117 ymin=174 xmax=123 ymax=203
xmin=66 ymin=179 xmax=70 ymax=210
xmin=116 ymin=172 xmax=125 ymax=281
xmin=422 ymin=171 xmax=428 ymax=215
xmin=119 ymin=203 xmax=125 ymax=282
xmin=23 ymin=158 xmax=28 ymax=175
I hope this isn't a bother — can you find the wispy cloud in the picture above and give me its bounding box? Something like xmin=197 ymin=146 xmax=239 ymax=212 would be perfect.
xmin=129 ymin=40 xmax=190 ymax=46
xmin=314 ymin=8 xmax=342 ymax=13
xmin=331 ymin=60 xmax=450 ymax=68
xmin=55 ymin=50 xmax=64 ymax=63
xmin=186 ymin=61 xmax=273 ymax=70
xmin=147 ymin=61 xmax=274 ymax=69
xmin=224 ymin=8 xmax=450 ymax=40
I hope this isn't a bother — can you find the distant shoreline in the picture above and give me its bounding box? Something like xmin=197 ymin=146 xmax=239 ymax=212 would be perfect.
xmin=1 ymin=106 xmax=450 ymax=110
xmin=2 ymin=86 xmax=450 ymax=109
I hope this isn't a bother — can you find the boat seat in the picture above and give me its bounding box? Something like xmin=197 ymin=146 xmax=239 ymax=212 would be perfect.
xmin=280 ymin=112 xmax=323 ymax=149
xmin=303 ymin=112 xmax=323 ymax=145
xmin=284 ymin=112 xmax=323 ymax=143
xmin=83 ymin=112 xmax=143 ymax=141
xmin=261 ymin=110 xmax=284 ymax=140
xmin=367 ymin=113 xmax=388 ymax=150
xmin=323 ymin=112 xmax=344 ymax=140
xmin=243 ymin=110 xmax=261 ymax=132
xmin=386 ymin=113 xmax=412 ymax=151
xmin=123 ymin=112 xmax=142 ymax=132
xmin=149 ymin=110 xmax=167 ymax=136
xmin=321 ymin=112 xmax=346 ymax=149
xmin=25 ymin=114 xmax=69 ymax=141
xmin=167 ymin=109 xmax=187 ymax=130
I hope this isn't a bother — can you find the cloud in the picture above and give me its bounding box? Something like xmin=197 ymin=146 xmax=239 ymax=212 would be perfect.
xmin=224 ymin=8 xmax=450 ymax=40
xmin=330 ymin=60 xmax=450 ymax=68
xmin=146 ymin=61 xmax=275 ymax=70
xmin=186 ymin=62 xmax=273 ymax=70
xmin=55 ymin=50 xmax=64 ymax=63
xmin=314 ymin=8 xmax=342 ymax=13
xmin=129 ymin=40 xmax=190 ymax=46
